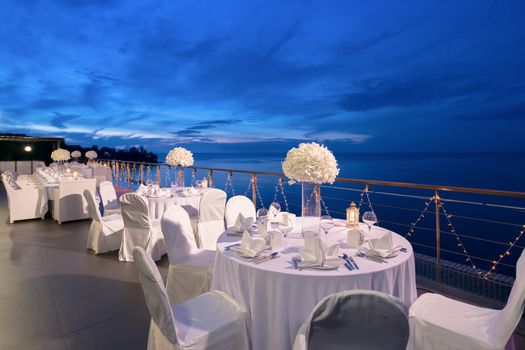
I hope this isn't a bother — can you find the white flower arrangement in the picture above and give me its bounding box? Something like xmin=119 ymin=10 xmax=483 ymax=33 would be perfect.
xmin=166 ymin=147 xmax=194 ymax=167
xmin=85 ymin=150 xmax=98 ymax=159
xmin=71 ymin=150 xmax=81 ymax=158
xmin=50 ymin=148 xmax=71 ymax=162
xmin=282 ymin=142 xmax=339 ymax=184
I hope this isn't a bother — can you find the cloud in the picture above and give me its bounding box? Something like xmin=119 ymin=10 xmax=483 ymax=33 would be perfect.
xmin=50 ymin=112 xmax=81 ymax=128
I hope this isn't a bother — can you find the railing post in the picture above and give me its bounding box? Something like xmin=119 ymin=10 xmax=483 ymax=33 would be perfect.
xmin=251 ymin=173 xmax=257 ymax=207
xmin=435 ymin=191 xmax=441 ymax=283
xmin=208 ymin=170 xmax=213 ymax=188
xmin=115 ymin=162 xmax=120 ymax=188
xmin=156 ymin=165 xmax=161 ymax=186
xmin=140 ymin=163 xmax=144 ymax=184
xmin=126 ymin=163 xmax=131 ymax=189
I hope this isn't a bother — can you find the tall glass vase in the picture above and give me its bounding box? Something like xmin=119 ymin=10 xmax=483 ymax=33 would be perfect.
xmin=177 ymin=168 xmax=185 ymax=188
xmin=301 ymin=182 xmax=321 ymax=237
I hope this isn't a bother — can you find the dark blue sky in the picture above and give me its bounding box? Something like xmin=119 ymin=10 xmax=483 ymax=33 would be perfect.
xmin=1 ymin=0 xmax=524 ymax=153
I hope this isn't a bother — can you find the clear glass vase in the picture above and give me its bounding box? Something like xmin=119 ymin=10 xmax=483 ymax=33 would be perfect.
xmin=301 ymin=182 xmax=321 ymax=237
xmin=177 ymin=168 xmax=185 ymax=187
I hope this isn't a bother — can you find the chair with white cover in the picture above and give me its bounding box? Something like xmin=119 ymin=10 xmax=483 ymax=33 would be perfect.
xmin=196 ymin=189 xmax=226 ymax=250
xmin=2 ymin=178 xmax=48 ymax=223
xmin=407 ymin=248 xmax=525 ymax=350
xmin=84 ymin=189 xmax=124 ymax=254
xmin=119 ymin=193 xmax=166 ymax=262
xmin=133 ymin=246 xmax=251 ymax=350
xmin=161 ymin=205 xmax=215 ymax=305
xmin=53 ymin=178 xmax=96 ymax=224
xmin=293 ymin=290 xmax=409 ymax=350
xmin=99 ymin=180 xmax=121 ymax=216
xmin=225 ymin=195 xmax=256 ymax=228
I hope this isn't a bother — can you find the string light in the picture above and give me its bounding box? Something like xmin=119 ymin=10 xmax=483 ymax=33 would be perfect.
xmin=358 ymin=185 xmax=374 ymax=212
xmin=224 ymin=172 xmax=236 ymax=196
xmin=272 ymin=177 xmax=290 ymax=212
xmin=483 ymin=225 xmax=525 ymax=279
xmin=165 ymin=165 xmax=171 ymax=187
xmin=405 ymin=197 xmax=434 ymax=238
xmin=440 ymin=200 xmax=479 ymax=275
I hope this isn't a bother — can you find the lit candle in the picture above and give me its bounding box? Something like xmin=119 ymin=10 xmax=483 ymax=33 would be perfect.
xmin=346 ymin=201 xmax=359 ymax=227
xmin=73 ymin=171 xmax=79 ymax=180
xmin=66 ymin=168 xmax=71 ymax=174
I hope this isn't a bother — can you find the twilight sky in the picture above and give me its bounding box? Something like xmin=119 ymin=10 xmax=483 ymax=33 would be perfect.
xmin=0 ymin=0 xmax=524 ymax=153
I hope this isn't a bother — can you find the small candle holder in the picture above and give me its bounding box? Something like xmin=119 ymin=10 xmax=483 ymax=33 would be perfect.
xmin=73 ymin=171 xmax=79 ymax=180
xmin=346 ymin=201 xmax=359 ymax=228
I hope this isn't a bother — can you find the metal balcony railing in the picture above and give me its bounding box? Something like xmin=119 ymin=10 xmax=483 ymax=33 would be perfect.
xmin=97 ymin=159 xmax=525 ymax=302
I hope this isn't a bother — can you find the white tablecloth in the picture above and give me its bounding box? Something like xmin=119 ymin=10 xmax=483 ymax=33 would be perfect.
xmin=211 ymin=220 xmax=417 ymax=350
xmin=145 ymin=189 xmax=203 ymax=219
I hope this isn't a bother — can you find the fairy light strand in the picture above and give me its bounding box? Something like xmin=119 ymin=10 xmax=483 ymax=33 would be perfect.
xmin=439 ymin=200 xmax=480 ymax=275
xmin=405 ymin=197 xmax=434 ymax=238
xmin=483 ymin=225 xmax=525 ymax=279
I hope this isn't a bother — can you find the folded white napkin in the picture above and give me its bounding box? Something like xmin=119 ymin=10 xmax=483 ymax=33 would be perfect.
xmin=268 ymin=205 xmax=280 ymax=222
xmin=281 ymin=212 xmax=296 ymax=226
xmin=367 ymin=231 xmax=393 ymax=257
xmin=300 ymin=236 xmax=340 ymax=266
xmin=136 ymin=184 xmax=147 ymax=195
xmin=231 ymin=230 xmax=266 ymax=258
xmin=234 ymin=213 xmax=254 ymax=233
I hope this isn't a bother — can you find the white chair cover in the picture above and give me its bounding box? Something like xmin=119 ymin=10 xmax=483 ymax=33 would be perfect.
xmin=161 ymin=206 xmax=214 ymax=305
xmin=2 ymin=178 xmax=48 ymax=223
xmin=225 ymin=195 xmax=256 ymax=228
xmin=196 ymin=189 xmax=226 ymax=250
xmin=408 ymin=249 xmax=525 ymax=350
xmin=119 ymin=193 xmax=166 ymax=262
xmin=52 ymin=178 xmax=96 ymax=224
xmin=133 ymin=247 xmax=252 ymax=350
xmin=84 ymin=189 xmax=124 ymax=254
xmin=99 ymin=180 xmax=121 ymax=216
xmin=293 ymin=290 xmax=409 ymax=350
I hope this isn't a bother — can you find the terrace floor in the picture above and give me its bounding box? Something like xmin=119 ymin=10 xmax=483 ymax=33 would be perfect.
xmin=0 ymin=186 xmax=523 ymax=350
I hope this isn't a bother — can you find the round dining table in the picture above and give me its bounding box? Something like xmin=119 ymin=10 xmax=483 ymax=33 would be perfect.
xmin=145 ymin=188 xmax=204 ymax=219
xmin=211 ymin=220 xmax=417 ymax=350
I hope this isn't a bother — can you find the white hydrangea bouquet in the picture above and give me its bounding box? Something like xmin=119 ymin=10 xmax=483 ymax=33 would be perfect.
xmin=85 ymin=150 xmax=98 ymax=159
xmin=282 ymin=143 xmax=339 ymax=237
xmin=51 ymin=148 xmax=71 ymax=162
xmin=71 ymin=150 xmax=81 ymax=158
xmin=165 ymin=147 xmax=194 ymax=167
xmin=282 ymin=142 xmax=339 ymax=184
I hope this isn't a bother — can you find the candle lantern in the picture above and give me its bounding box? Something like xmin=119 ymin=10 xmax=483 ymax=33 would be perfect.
xmin=346 ymin=201 xmax=359 ymax=227
xmin=201 ymin=177 xmax=208 ymax=189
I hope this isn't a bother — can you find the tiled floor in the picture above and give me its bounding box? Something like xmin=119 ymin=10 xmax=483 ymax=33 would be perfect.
xmin=0 ymin=188 xmax=168 ymax=350
xmin=0 ymin=187 xmax=523 ymax=349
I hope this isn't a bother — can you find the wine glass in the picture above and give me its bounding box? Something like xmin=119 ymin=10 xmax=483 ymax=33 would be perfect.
xmin=362 ymin=211 xmax=378 ymax=233
xmin=320 ymin=215 xmax=334 ymax=243
xmin=279 ymin=218 xmax=294 ymax=253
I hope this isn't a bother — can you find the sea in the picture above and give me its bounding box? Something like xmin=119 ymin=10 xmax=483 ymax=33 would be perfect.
xmin=154 ymin=152 xmax=525 ymax=276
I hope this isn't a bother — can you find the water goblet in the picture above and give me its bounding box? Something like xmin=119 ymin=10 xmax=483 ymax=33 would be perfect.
xmin=320 ymin=215 xmax=334 ymax=243
xmin=362 ymin=211 xmax=378 ymax=233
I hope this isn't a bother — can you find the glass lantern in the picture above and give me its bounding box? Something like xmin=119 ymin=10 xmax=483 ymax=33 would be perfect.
xmin=346 ymin=201 xmax=359 ymax=228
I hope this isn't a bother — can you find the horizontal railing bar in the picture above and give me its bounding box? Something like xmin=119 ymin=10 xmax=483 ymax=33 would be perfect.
xmin=102 ymin=159 xmax=525 ymax=199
